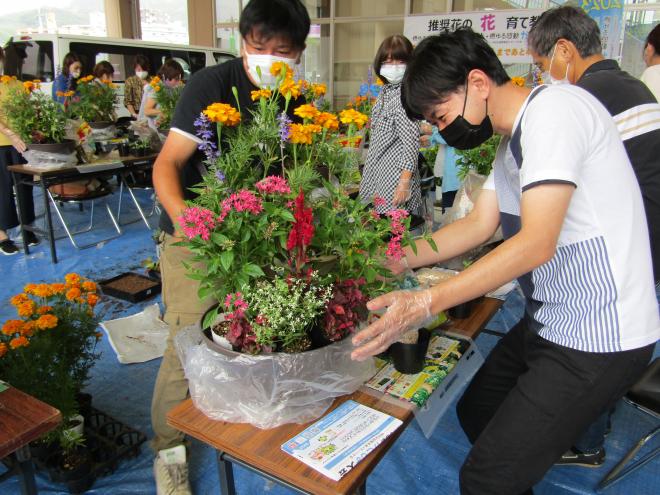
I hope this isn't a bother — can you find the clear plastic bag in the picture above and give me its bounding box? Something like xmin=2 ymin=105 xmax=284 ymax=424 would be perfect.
xmin=174 ymin=323 xmax=376 ymax=429
xmin=23 ymin=150 xmax=78 ymax=169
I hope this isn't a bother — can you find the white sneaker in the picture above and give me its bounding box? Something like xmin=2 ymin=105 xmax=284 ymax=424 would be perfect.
xmin=154 ymin=445 xmax=192 ymax=495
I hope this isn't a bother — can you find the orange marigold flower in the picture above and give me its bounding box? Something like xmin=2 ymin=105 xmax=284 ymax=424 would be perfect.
xmin=9 ymin=336 xmax=29 ymax=350
xmin=339 ymin=108 xmax=369 ymax=130
xmin=269 ymin=61 xmax=293 ymax=79
xmin=305 ymin=123 xmax=322 ymax=134
xmin=78 ymin=75 xmax=94 ymax=83
xmin=510 ymin=76 xmax=526 ymax=87
xmin=87 ymin=293 xmax=99 ymax=307
xmin=36 ymin=314 xmax=58 ymax=330
xmin=82 ymin=281 xmax=97 ymax=293
xmin=95 ymin=331 xmax=104 ymax=340
xmin=66 ymin=287 xmax=82 ymax=301
xmin=294 ymin=104 xmax=320 ymax=121
xmin=0 ymin=75 xmax=17 ymax=84
xmin=150 ymin=76 xmax=161 ymax=88
xmin=279 ymin=78 xmax=301 ymax=99
xmin=32 ymin=284 xmax=53 ymax=298
xmin=17 ymin=301 xmax=36 ymax=318
xmin=65 ymin=273 xmax=81 ymax=286
xmin=288 ymin=123 xmax=312 ymax=145
xmin=50 ymin=283 xmax=66 ymax=294
xmin=203 ymin=103 xmax=241 ymax=126
xmin=250 ymin=89 xmax=272 ymax=101
xmin=0 ymin=343 xmax=7 ymax=358
xmin=20 ymin=322 xmax=34 ymax=337
xmin=37 ymin=306 xmax=53 ymax=315
xmin=10 ymin=294 xmax=29 ymax=307
xmin=23 ymin=80 xmax=40 ymax=92
xmin=314 ymin=112 xmax=339 ymax=131
xmin=311 ymin=83 xmax=326 ymax=97
xmin=24 ymin=283 xmax=38 ymax=295
xmin=2 ymin=320 xmax=23 ymax=336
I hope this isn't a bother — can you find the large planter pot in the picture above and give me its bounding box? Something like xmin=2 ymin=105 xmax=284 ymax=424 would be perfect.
xmin=27 ymin=139 xmax=76 ymax=154
xmin=172 ymin=311 xmax=376 ymax=429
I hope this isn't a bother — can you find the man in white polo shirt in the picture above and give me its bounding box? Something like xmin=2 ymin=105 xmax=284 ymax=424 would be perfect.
xmin=350 ymin=28 xmax=659 ymax=494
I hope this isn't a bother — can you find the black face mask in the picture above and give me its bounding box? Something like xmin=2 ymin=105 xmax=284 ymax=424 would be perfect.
xmin=438 ymin=85 xmax=493 ymax=150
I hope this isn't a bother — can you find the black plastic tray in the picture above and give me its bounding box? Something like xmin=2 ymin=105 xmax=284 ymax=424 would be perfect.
xmin=34 ymin=406 xmax=147 ymax=493
xmin=99 ymin=272 xmax=161 ymax=303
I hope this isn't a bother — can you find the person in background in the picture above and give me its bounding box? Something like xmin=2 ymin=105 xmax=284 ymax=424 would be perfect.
xmin=420 ymin=122 xmax=460 ymax=212
xmin=124 ymin=54 xmax=151 ymax=119
xmin=92 ymin=60 xmax=114 ymax=83
xmin=150 ymin=1 xmax=310 ymax=493
xmin=52 ymin=52 xmax=81 ymax=104
xmin=139 ymin=59 xmax=184 ymax=130
xmin=359 ymin=35 xmax=421 ymax=215
xmin=351 ymin=28 xmax=659 ymax=494
xmin=528 ymin=5 xmax=660 ymax=468
xmin=0 ymin=46 xmax=39 ymax=255
xmin=641 ymin=23 xmax=660 ymax=100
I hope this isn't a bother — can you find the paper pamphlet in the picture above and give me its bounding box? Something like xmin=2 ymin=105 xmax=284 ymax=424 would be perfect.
xmin=365 ymin=335 xmax=467 ymax=408
xmin=281 ymin=400 xmax=402 ymax=481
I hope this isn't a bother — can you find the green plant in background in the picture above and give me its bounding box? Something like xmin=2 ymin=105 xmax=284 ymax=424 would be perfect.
xmin=149 ymin=76 xmax=184 ymax=130
xmin=0 ymin=77 xmax=67 ymax=144
xmin=455 ymin=135 xmax=502 ymax=180
xmin=67 ymin=75 xmax=117 ymax=123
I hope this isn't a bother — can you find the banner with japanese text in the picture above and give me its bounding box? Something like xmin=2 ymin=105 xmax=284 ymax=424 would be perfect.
xmin=582 ymin=0 xmax=624 ymax=60
xmin=404 ymin=9 xmax=545 ymax=64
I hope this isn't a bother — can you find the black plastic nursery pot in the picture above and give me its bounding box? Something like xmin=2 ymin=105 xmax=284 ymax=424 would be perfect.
xmin=389 ymin=328 xmax=431 ymax=374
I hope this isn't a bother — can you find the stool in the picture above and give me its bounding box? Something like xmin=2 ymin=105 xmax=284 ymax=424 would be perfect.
xmin=47 ymin=185 xmax=122 ymax=249
xmin=598 ymin=358 xmax=660 ymax=490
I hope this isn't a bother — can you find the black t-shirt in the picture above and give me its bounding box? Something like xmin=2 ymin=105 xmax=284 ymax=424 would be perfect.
xmin=159 ymin=57 xmax=260 ymax=234
xmin=577 ymin=59 xmax=660 ymax=282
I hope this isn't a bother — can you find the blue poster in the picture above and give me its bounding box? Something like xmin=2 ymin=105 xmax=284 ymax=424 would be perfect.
xmin=582 ymin=0 xmax=624 ymax=59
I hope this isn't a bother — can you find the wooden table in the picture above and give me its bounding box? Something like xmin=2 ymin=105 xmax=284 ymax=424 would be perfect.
xmin=168 ymin=297 xmax=503 ymax=495
xmin=9 ymin=153 xmax=158 ymax=263
xmin=0 ymin=385 xmax=62 ymax=495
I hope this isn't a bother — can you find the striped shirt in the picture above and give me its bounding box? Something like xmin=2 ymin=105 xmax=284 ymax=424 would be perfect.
xmin=484 ymin=85 xmax=660 ymax=353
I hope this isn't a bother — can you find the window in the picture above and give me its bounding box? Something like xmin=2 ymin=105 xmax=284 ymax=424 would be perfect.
xmin=140 ymin=0 xmax=189 ymax=45
xmin=4 ymin=40 xmax=55 ymax=82
xmin=622 ymin=9 xmax=660 ymax=77
xmin=335 ymin=0 xmax=406 ymax=17
xmin=301 ymin=24 xmax=331 ymax=88
xmin=411 ymin=0 xmax=450 ymax=14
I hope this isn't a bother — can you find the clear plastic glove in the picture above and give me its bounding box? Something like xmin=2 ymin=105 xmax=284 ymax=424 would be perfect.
xmin=384 ymin=255 xmax=409 ymax=276
xmin=351 ymin=289 xmax=433 ymax=361
xmin=420 ymin=134 xmax=431 ymax=147
xmin=8 ymin=133 xmax=27 ymax=154
xmin=420 ymin=122 xmax=433 ymax=135
xmin=392 ymin=178 xmax=411 ymax=206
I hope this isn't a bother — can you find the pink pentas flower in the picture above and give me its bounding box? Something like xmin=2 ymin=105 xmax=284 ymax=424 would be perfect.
xmin=373 ymin=195 xmax=386 ymax=209
xmin=231 ymin=190 xmax=263 ymax=215
xmin=256 ymin=176 xmax=291 ymax=195
xmin=177 ymin=206 xmax=216 ymax=241
xmin=386 ymin=234 xmax=405 ymax=261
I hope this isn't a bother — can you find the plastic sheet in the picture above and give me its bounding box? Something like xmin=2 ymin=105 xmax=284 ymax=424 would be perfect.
xmin=23 ymin=149 xmax=78 ymax=169
xmin=174 ymin=323 xmax=376 ymax=429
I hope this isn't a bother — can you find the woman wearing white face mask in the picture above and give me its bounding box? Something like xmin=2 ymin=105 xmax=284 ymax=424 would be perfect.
xmin=359 ymin=34 xmax=422 ymax=216
xmin=52 ymin=52 xmax=82 ymax=104
xmin=124 ymin=54 xmax=152 ymax=119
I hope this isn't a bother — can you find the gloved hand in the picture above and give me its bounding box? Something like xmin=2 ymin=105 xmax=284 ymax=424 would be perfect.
xmin=392 ymin=178 xmax=411 ymax=206
xmin=351 ymin=288 xmax=433 ymax=361
xmin=8 ymin=132 xmax=26 ymax=153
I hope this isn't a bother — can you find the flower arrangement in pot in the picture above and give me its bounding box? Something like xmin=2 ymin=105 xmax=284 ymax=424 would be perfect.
xmin=148 ymin=75 xmax=184 ymax=131
xmin=66 ymin=75 xmax=118 ymax=126
xmin=0 ymin=273 xmax=102 ymax=458
xmin=178 ymin=62 xmax=436 ymax=354
xmin=0 ymin=76 xmax=72 ymax=153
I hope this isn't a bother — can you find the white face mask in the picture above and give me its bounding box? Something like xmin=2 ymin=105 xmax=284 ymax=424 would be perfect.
xmin=380 ymin=63 xmax=406 ymax=84
xmin=245 ymin=53 xmax=297 ymax=88
xmin=548 ymin=44 xmax=569 ymax=85
xmin=136 ymin=70 xmax=148 ymax=80
xmin=71 ymin=70 xmax=81 ymax=79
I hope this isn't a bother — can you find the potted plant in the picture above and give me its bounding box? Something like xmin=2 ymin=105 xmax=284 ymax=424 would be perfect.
xmin=0 ymin=77 xmax=73 ymax=154
xmin=66 ymin=75 xmax=117 ymax=126
xmin=55 ymin=428 xmax=94 ymax=492
xmin=149 ymin=75 xmax=184 ymax=131
xmin=130 ymin=137 xmax=151 ymax=157
xmin=0 ymin=273 xmax=102 ymax=423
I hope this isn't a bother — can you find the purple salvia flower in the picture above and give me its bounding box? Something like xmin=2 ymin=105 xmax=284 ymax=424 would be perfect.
xmin=215 ymin=169 xmax=225 ymax=182
xmin=194 ymin=113 xmax=220 ymax=162
xmin=277 ymin=111 xmax=291 ymax=143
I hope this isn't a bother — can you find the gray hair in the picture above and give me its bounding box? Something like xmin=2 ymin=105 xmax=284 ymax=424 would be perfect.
xmin=528 ymin=6 xmax=602 ymax=58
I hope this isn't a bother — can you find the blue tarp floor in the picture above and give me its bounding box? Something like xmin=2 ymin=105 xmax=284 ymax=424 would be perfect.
xmin=0 ymin=186 xmax=658 ymax=494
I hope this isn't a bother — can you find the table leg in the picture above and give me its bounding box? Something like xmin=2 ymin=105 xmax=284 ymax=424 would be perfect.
xmin=216 ymin=450 xmax=236 ymax=495
xmin=15 ymin=445 xmax=38 ymax=495
xmin=41 ymin=180 xmax=57 ymax=263
xmin=11 ymin=172 xmax=28 ymax=255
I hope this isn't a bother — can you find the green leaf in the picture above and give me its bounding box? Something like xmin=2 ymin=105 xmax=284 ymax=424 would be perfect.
xmin=202 ymin=307 xmax=219 ymax=329
xmin=365 ymin=267 xmax=378 ymax=283
xmin=279 ymin=210 xmax=295 ymax=222
xmin=242 ymin=229 xmax=251 ymax=243
xmin=243 ymin=264 xmax=265 ymax=278
xmin=198 ymin=285 xmax=215 ymax=301
xmin=220 ymin=250 xmax=234 ymax=271
xmin=427 ymin=237 xmax=438 ymax=252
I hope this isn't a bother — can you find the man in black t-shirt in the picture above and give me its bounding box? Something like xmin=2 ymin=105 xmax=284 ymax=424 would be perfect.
xmin=151 ymin=1 xmax=310 ymax=493
xmin=528 ymin=6 xmax=660 ymax=469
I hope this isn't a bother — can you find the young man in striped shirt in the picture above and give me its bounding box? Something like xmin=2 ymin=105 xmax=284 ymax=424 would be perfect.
xmin=527 ymin=5 xmax=660 ymax=468
xmin=350 ymin=28 xmax=660 ymax=495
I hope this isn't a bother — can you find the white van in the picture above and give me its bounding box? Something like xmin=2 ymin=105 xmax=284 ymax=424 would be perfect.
xmin=4 ymin=33 xmax=236 ymax=116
